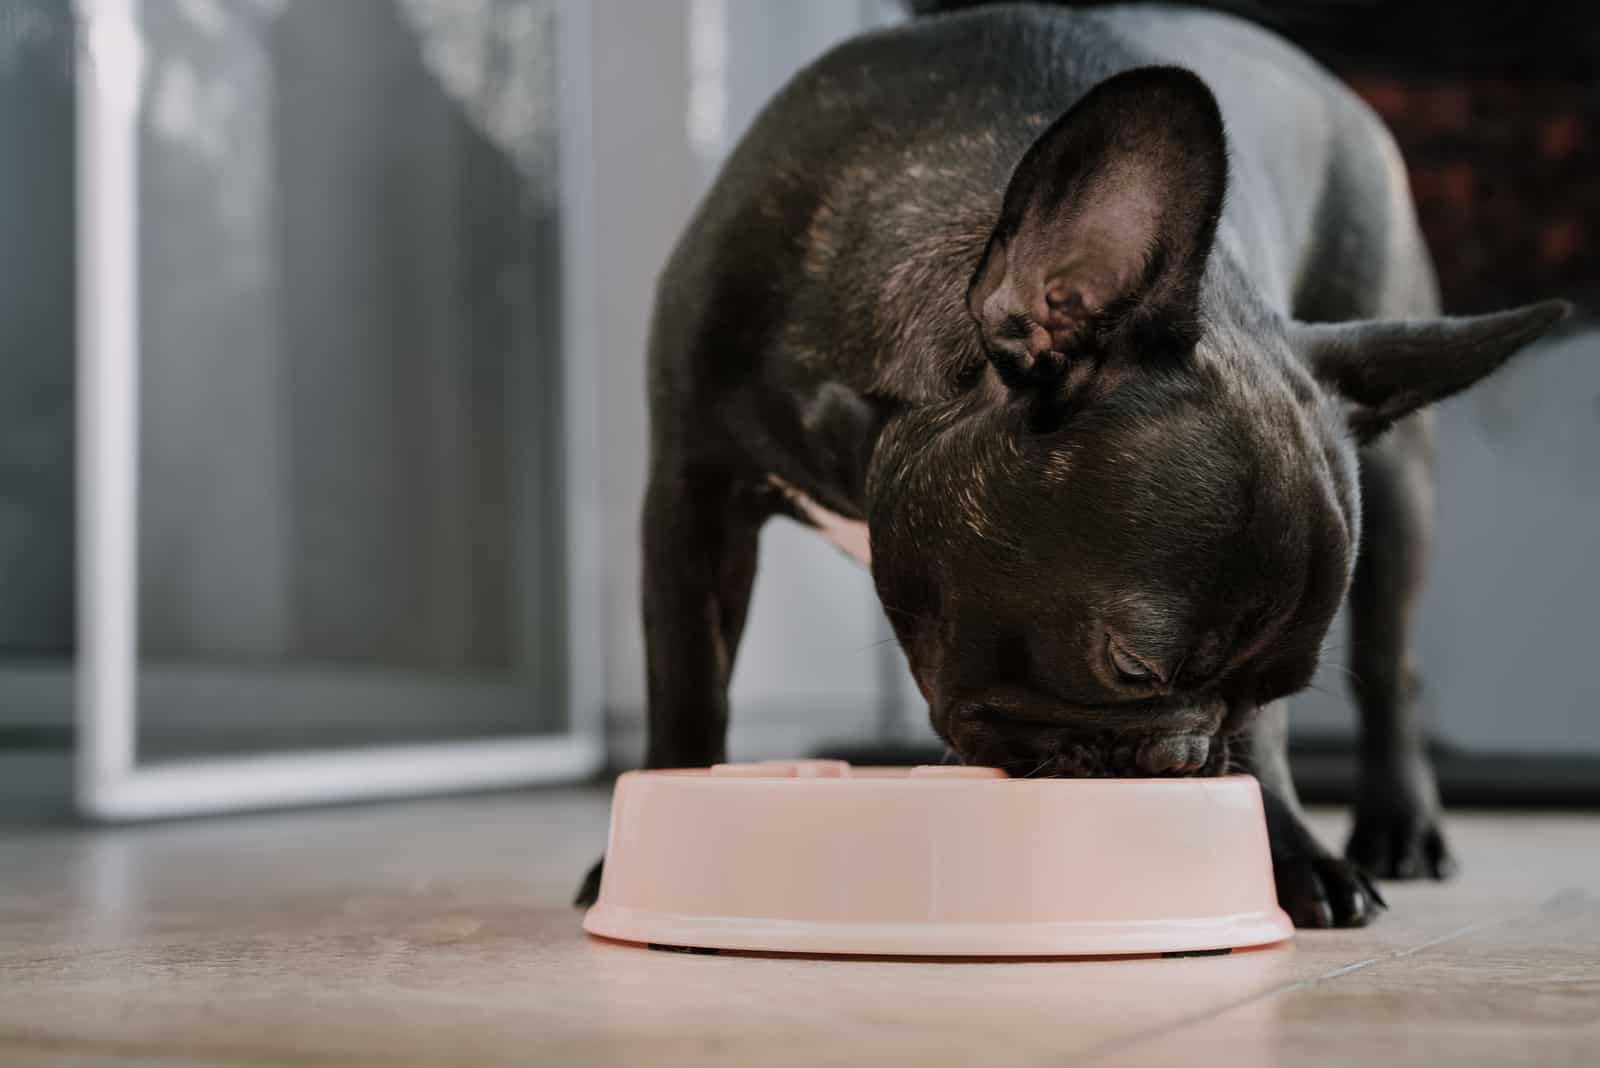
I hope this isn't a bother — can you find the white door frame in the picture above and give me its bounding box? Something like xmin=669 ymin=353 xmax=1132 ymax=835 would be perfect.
xmin=73 ymin=0 xmax=604 ymax=821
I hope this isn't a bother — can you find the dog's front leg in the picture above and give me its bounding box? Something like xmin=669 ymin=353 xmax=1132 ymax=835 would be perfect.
xmin=640 ymin=468 xmax=764 ymax=769
xmin=1246 ymin=701 xmax=1386 ymax=928
xmin=573 ymin=467 xmax=765 ymax=907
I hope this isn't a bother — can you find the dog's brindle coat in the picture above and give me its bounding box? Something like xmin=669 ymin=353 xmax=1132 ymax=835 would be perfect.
xmin=578 ymin=4 xmax=1566 ymax=927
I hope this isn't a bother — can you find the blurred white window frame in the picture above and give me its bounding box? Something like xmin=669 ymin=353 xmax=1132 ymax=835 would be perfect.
xmin=72 ymin=0 xmax=604 ymax=820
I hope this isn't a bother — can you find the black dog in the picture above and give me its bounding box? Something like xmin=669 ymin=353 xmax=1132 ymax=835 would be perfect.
xmin=578 ymin=2 xmax=1566 ymax=927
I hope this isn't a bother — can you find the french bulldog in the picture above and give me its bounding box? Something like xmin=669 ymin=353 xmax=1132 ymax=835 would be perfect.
xmin=576 ymin=2 xmax=1567 ymax=927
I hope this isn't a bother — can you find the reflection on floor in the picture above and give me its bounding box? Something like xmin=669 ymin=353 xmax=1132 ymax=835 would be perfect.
xmin=0 ymin=788 xmax=1595 ymax=1067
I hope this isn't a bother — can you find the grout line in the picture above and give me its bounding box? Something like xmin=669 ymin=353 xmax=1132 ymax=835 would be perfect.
xmin=1069 ymin=890 xmax=1584 ymax=1067
xmin=1308 ymin=956 xmax=1383 ymax=983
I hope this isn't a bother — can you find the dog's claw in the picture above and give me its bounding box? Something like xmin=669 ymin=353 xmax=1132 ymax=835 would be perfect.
xmin=1356 ymin=867 xmax=1389 ymax=911
xmin=1274 ymin=853 xmax=1384 ymax=928
xmin=574 ymin=857 xmax=605 ymax=907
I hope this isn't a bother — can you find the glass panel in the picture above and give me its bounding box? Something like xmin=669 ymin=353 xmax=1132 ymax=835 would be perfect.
xmin=0 ymin=0 xmax=76 ymax=663
xmin=129 ymin=0 xmax=566 ymax=761
xmin=0 ymin=2 xmax=76 ymax=800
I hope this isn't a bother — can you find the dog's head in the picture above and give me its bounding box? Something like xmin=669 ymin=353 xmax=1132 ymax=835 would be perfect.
xmin=866 ymin=67 xmax=1566 ymax=778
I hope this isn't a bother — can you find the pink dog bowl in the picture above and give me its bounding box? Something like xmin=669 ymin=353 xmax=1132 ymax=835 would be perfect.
xmin=582 ymin=762 xmax=1293 ymax=957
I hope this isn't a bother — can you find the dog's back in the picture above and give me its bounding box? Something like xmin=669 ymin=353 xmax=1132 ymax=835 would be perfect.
xmin=651 ymin=2 xmax=1418 ymax=457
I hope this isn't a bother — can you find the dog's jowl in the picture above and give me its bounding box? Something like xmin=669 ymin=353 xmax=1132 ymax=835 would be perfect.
xmin=578 ymin=3 xmax=1568 ymax=928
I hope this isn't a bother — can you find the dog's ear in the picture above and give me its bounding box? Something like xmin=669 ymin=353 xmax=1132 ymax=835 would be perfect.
xmin=968 ymin=66 xmax=1227 ymax=388
xmin=1290 ymin=301 xmax=1571 ymax=443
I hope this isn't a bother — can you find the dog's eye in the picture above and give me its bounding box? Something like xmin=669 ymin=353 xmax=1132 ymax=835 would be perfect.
xmin=1108 ymin=640 xmax=1155 ymax=683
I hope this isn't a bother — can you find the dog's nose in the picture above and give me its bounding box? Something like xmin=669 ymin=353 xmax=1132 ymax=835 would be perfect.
xmin=1135 ymin=734 xmax=1211 ymax=776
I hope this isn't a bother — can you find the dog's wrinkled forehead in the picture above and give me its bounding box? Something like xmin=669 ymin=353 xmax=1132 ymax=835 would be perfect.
xmin=1013 ymin=366 xmax=1327 ymax=568
xmin=868 ymin=320 xmax=1356 ymax=634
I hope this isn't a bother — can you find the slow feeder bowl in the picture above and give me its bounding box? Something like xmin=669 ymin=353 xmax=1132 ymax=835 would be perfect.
xmin=582 ymin=761 xmax=1293 ymax=957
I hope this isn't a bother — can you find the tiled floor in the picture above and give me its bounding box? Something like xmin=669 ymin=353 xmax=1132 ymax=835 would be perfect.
xmin=0 ymin=787 xmax=1595 ymax=1066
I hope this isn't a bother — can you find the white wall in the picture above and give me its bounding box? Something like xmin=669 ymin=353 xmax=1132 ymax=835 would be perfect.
xmin=1290 ymin=326 xmax=1600 ymax=753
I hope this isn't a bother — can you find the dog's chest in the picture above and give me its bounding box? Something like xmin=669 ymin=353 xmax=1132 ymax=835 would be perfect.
xmin=770 ymin=476 xmax=871 ymax=567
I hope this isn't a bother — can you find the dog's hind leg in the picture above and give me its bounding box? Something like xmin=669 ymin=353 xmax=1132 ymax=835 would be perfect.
xmin=1338 ymin=169 xmax=1456 ymax=880
xmin=1292 ymin=112 xmax=1457 ymax=882
xmin=1344 ymin=415 xmax=1456 ymax=880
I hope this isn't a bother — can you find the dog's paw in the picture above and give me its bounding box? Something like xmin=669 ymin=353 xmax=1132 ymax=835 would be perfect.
xmin=1345 ymin=799 xmax=1457 ymax=881
xmin=574 ymin=856 xmax=604 ymax=907
xmin=1260 ymin=782 xmax=1385 ymax=928
xmin=1274 ymin=852 xmax=1386 ymax=928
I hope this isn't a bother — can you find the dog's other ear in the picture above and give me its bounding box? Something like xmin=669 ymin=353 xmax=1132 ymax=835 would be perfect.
xmin=1290 ymin=300 xmax=1572 ymax=443
xmin=968 ymin=66 xmax=1227 ymax=387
